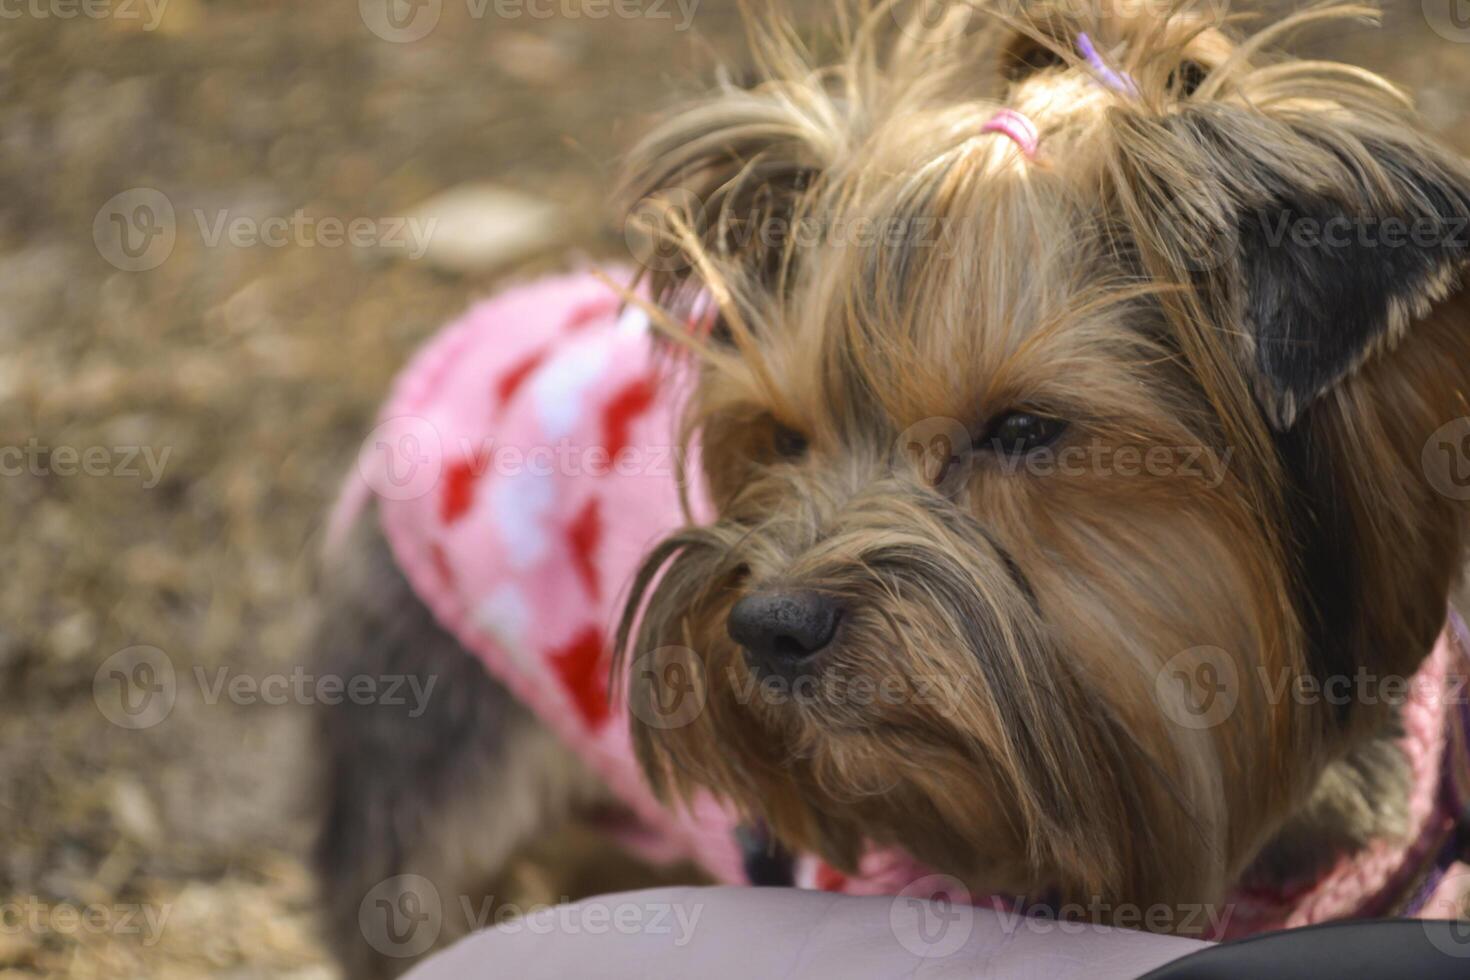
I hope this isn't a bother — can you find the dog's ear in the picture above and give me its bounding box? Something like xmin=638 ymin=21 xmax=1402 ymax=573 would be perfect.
xmin=620 ymin=73 xmax=847 ymax=318
xmin=1114 ymin=104 xmax=1470 ymax=429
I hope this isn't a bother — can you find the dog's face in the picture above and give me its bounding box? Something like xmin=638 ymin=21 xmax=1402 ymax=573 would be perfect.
xmin=617 ymin=2 xmax=1470 ymax=911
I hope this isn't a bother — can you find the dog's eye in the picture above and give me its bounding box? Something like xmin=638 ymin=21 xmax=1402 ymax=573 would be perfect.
xmin=979 ymin=412 xmax=1068 ymax=456
xmin=771 ymin=423 xmax=808 ymax=460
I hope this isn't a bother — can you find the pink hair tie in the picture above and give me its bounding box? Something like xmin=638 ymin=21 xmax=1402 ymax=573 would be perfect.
xmin=980 ymin=108 xmax=1040 ymax=160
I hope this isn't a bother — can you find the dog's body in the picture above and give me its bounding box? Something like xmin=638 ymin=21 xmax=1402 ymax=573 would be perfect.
xmin=313 ymin=3 xmax=1470 ymax=975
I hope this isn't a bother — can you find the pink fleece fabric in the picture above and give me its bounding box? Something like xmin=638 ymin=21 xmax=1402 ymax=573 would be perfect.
xmin=339 ymin=268 xmax=1469 ymax=933
xmin=340 ymin=268 xmax=742 ymax=883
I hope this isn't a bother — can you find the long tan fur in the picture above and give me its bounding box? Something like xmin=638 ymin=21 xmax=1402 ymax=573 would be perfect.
xmin=615 ymin=0 xmax=1470 ymax=922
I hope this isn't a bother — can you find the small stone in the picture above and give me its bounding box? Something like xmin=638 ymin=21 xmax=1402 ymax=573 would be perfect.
xmin=488 ymin=31 xmax=581 ymax=85
xmin=393 ymin=184 xmax=564 ymax=275
xmin=109 ymin=778 xmax=163 ymax=848
xmin=48 ymin=610 xmax=96 ymax=664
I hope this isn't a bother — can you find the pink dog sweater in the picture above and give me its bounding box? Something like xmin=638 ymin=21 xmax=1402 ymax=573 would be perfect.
xmin=334 ymin=269 xmax=1470 ymax=936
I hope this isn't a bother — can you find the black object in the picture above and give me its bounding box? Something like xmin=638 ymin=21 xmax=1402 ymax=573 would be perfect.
xmin=1142 ymin=918 xmax=1470 ymax=979
xmin=735 ymin=822 xmax=795 ymax=887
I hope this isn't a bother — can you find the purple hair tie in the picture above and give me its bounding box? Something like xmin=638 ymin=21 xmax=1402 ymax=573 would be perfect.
xmin=981 ymin=108 xmax=1040 ymax=160
xmin=1076 ymin=32 xmax=1138 ymax=96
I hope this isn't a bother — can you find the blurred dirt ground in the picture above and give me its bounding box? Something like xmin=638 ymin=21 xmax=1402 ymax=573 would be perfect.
xmin=0 ymin=1 xmax=1466 ymax=977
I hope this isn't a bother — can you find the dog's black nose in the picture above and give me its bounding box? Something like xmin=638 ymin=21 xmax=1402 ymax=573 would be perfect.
xmin=727 ymin=590 xmax=841 ymax=666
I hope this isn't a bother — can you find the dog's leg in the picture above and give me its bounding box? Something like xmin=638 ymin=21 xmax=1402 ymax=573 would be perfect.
xmin=309 ymin=514 xmax=605 ymax=978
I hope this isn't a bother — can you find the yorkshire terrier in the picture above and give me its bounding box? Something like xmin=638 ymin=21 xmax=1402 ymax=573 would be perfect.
xmin=311 ymin=2 xmax=1470 ymax=975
